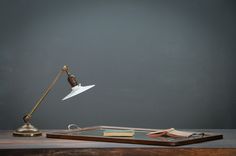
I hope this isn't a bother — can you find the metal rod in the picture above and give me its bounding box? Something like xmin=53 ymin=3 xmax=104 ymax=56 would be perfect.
xmin=27 ymin=65 xmax=69 ymax=118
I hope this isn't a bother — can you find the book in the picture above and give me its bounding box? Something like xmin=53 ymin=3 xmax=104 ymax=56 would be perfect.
xmin=147 ymin=128 xmax=195 ymax=138
xmin=103 ymin=129 xmax=135 ymax=137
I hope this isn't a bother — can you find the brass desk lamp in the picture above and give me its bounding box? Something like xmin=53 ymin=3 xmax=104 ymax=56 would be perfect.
xmin=13 ymin=65 xmax=95 ymax=137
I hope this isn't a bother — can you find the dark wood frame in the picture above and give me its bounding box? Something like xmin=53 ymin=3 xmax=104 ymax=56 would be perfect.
xmin=46 ymin=126 xmax=223 ymax=146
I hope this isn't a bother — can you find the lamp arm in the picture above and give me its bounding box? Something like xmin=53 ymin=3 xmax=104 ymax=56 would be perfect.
xmin=23 ymin=65 xmax=69 ymax=123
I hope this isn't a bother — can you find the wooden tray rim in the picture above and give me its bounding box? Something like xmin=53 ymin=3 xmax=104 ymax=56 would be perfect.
xmin=46 ymin=125 xmax=223 ymax=146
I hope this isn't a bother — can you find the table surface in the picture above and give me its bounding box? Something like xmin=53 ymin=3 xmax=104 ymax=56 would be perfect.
xmin=0 ymin=129 xmax=236 ymax=156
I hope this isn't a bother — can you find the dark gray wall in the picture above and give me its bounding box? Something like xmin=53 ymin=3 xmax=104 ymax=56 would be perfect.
xmin=0 ymin=0 xmax=235 ymax=130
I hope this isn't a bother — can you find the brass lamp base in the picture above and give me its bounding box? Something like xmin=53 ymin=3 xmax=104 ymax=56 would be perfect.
xmin=13 ymin=123 xmax=42 ymax=137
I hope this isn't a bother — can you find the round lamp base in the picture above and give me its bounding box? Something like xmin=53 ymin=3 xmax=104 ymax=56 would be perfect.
xmin=13 ymin=123 xmax=42 ymax=137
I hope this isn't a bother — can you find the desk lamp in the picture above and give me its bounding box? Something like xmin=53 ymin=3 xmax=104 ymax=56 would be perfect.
xmin=13 ymin=65 xmax=95 ymax=137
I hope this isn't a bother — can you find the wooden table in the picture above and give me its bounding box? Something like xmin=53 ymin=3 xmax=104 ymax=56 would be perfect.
xmin=0 ymin=130 xmax=236 ymax=156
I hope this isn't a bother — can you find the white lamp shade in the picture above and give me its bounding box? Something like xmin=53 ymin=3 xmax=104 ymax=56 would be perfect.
xmin=62 ymin=84 xmax=95 ymax=101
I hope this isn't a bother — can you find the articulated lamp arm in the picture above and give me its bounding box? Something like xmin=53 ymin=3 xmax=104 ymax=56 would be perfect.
xmin=23 ymin=66 xmax=63 ymax=123
xmin=23 ymin=65 xmax=75 ymax=123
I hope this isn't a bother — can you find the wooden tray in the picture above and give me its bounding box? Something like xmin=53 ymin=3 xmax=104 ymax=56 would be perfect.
xmin=46 ymin=126 xmax=223 ymax=146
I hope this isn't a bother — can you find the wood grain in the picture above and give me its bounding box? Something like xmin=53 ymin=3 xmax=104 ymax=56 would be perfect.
xmin=0 ymin=130 xmax=236 ymax=156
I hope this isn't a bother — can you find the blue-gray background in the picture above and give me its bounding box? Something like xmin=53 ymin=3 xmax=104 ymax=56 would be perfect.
xmin=0 ymin=0 xmax=235 ymax=130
